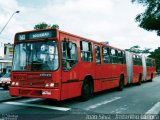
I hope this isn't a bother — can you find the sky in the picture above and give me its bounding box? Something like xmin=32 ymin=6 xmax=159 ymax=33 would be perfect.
xmin=0 ymin=0 xmax=159 ymax=57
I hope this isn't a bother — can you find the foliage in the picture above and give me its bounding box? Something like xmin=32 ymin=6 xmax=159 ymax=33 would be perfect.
xmin=34 ymin=22 xmax=59 ymax=30
xmin=125 ymin=45 xmax=151 ymax=54
xmin=126 ymin=46 xmax=160 ymax=71
xmin=148 ymin=47 xmax=160 ymax=71
xmin=132 ymin=0 xmax=160 ymax=36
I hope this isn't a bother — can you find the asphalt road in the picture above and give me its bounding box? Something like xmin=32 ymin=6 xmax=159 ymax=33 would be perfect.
xmin=0 ymin=76 xmax=160 ymax=120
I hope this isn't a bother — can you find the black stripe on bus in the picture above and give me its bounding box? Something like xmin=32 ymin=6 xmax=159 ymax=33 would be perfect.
xmin=94 ymin=76 xmax=120 ymax=80
xmin=62 ymin=79 xmax=82 ymax=84
xmin=62 ymin=76 xmax=120 ymax=84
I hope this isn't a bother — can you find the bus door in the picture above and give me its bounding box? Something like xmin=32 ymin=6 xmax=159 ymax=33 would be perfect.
xmin=94 ymin=45 xmax=102 ymax=91
xmin=125 ymin=51 xmax=133 ymax=84
xmin=61 ymin=39 xmax=80 ymax=99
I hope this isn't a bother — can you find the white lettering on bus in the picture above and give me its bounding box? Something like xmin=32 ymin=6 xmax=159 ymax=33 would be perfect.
xmin=42 ymin=91 xmax=51 ymax=95
xmin=40 ymin=74 xmax=52 ymax=77
xmin=19 ymin=34 xmax=26 ymax=40
xmin=32 ymin=32 xmax=50 ymax=38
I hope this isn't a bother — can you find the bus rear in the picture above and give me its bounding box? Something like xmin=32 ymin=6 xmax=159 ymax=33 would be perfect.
xmin=10 ymin=29 xmax=62 ymax=100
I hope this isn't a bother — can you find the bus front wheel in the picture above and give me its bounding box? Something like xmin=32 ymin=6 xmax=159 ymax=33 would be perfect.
xmin=81 ymin=80 xmax=92 ymax=101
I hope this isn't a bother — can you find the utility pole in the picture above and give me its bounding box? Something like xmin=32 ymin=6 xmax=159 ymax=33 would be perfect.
xmin=0 ymin=11 xmax=20 ymax=34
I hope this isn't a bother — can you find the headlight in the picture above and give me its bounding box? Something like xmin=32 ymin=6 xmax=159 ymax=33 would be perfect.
xmin=12 ymin=82 xmax=15 ymax=86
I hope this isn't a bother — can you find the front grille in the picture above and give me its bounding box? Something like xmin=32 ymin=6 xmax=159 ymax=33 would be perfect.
xmin=19 ymin=89 xmax=42 ymax=96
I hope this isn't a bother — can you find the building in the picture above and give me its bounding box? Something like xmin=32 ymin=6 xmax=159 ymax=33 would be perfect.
xmin=0 ymin=43 xmax=13 ymax=74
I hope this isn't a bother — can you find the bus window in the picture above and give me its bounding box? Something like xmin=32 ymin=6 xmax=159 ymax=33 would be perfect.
xmin=133 ymin=55 xmax=137 ymax=65
xmin=146 ymin=58 xmax=152 ymax=67
xmin=102 ymin=47 xmax=110 ymax=63
xmin=95 ymin=45 xmax=101 ymax=64
xmin=152 ymin=59 xmax=156 ymax=67
xmin=12 ymin=41 xmax=59 ymax=71
xmin=118 ymin=50 xmax=123 ymax=64
xmin=133 ymin=55 xmax=142 ymax=66
xmin=137 ymin=56 xmax=142 ymax=66
xmin=61 ymin=41 xmax=78 ymax=70
xmin=80 ymin=41 xmax=92 ymax=62
xmin=111 ymin=49 xmax=118 ymax=64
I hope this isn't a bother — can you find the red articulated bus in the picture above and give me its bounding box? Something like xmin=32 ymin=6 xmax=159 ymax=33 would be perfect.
xmin=9 ymin=28 xmax=156 ymax=101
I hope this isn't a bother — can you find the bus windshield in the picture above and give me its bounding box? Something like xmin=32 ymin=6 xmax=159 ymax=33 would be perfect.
xmin=12 ymin=40 xmax=59 ymax=71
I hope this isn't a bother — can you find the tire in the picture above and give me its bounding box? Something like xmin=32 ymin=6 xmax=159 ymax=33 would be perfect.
xmin=118 ymin=76 xmax=124 ymax=91
xmin=150 ymin=73 xmax=153 ymax=82
xmin=3 ymin=85 xmax=9 ymax=90
xmin=138 ymin=74 xmax=142 ymax=85
xmin=81 ymin=80 xmax=92 ymax=101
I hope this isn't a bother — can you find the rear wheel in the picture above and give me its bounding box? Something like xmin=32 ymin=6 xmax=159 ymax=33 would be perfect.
xmin=150 ymin=73 xmax=153 ymax=82
xmin=81 ymin=80 xmax=92 ymax=101
xmin=138 ymin=74 xmax=142 ymax=85
xmin=118 ymin=76 xmax=124 ymax=91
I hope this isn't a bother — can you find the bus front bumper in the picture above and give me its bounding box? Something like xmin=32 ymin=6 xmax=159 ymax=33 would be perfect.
xmin=9 ymin=87 xmax=61 ymax=101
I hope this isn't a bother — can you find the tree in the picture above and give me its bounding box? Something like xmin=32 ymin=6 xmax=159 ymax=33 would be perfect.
xmin=125 ymin=45 xmax=151 ymax=54
xmin=132 ymin=0 xmax=160 ymax=36
xmin=148 ymin=47 xmax=160 ymax=72
xmin=34 ymin=22 xmax=59 ymax=30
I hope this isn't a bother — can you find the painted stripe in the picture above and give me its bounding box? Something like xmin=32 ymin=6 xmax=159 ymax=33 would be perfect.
xmin=19 ymin=98 xmax=43 ymax=103
xmin=4 ymin=101 xmax=71 ymax=111
xmin=62 ymin=79 xmax=82 ymax=84
xmin=145 ymin=102 xmax=160 ymax=114
xmin=141 ymin=102 xmax=160 ymax=120
xmin=85 ymin=97 xmax=122 ymax=110
xmin=95 ymin=76 xmax=120 ymax=80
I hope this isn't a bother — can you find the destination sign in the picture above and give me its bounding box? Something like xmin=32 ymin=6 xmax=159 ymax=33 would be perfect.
xmin=15 ymin=30 xmax=57 ymax=41
xmin=29 ymin=31 xmax=52 ymax=39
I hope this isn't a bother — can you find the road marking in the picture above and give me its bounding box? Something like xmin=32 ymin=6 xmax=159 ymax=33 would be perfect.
xmin=4 ymin=101 xmax=71 ymax=111
xmin=145 ymin=102 xmax=160 ymax=114
xmin=110 ymin=105 xmax=128 ymax=114
xmin=85 ymin=97 xmax=122 ymax=110
xmin=142 ymin=102 xmax=160 ymax=120
xmin=19 ymin=98 xmax=43 ymax=103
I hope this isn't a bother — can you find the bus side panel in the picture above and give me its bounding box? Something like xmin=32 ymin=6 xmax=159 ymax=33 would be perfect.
xmin=146 ymin=67 xmax=155 ymax=80
xmin=96 ymin=64 xmax=113 ymax=91
xmin=111 ymin=64 xmax=123 ymax=87
xmin=145 ymin=59 xmax=156 ymax=81
xmin=61 ymin=82 xmax=82 ymax=100
xmin=93 ymin=80 xmax=101 ymax=92
xmin=59 ymin=33 xmax=95 ymax=100
xmin=132 ymin=66 xmax=143 ymax=83
xmin=123 ymin=64 xmax=128 ymax=86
